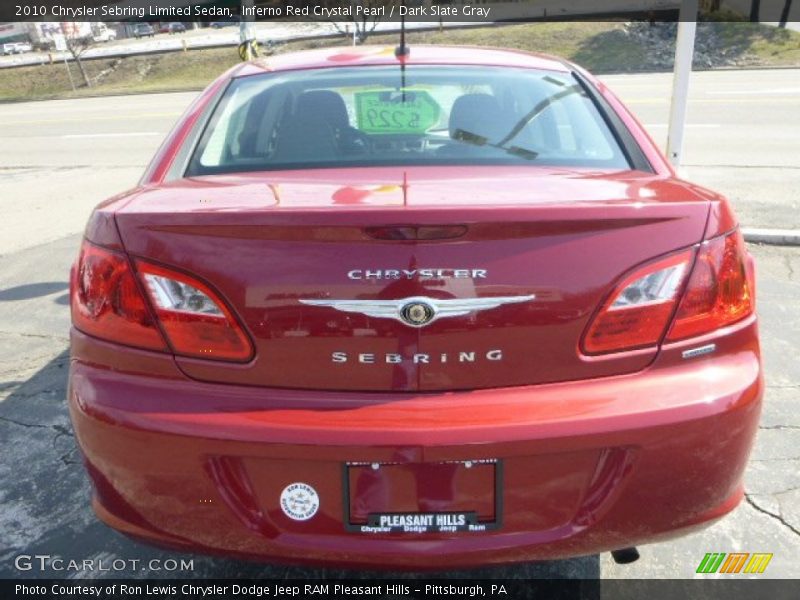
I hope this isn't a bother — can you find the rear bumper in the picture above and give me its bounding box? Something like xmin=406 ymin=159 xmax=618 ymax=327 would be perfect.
xmin=67 ymin=318 xmax=763 ymax=569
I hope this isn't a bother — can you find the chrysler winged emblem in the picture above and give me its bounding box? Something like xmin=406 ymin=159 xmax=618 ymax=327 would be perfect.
xmin=299 ymin=295 xmax=535 ymax=328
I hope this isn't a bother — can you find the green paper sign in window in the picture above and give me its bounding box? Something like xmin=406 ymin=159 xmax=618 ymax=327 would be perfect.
xmin=355 ymin=90 xmax=441 ymax=135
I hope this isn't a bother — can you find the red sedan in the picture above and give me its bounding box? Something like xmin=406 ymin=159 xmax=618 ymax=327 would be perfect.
xmin=68 ymin=45 xmax=761 ymax=569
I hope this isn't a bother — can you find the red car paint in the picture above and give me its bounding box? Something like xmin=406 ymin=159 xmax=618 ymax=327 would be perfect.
xmin=68 ymin=46 xmax=762 ymax=568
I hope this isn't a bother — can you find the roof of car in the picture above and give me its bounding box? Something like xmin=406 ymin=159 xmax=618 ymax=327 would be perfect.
xmin=234 ymin=45 xmax=572 ymax=77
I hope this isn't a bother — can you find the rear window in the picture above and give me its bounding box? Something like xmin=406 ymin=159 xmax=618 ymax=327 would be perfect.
xmin=186 ymin=65 xmax=631 ymax=176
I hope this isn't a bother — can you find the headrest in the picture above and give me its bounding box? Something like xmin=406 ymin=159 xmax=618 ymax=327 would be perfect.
xmin=294 ymin=90 xmax=350 ymax=130
xmin=448 ymin=93 xmax=507 ymax=144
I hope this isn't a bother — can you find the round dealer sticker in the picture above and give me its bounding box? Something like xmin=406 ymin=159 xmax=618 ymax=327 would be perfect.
xmin=280 ymin=482 xmax=320 ymax=521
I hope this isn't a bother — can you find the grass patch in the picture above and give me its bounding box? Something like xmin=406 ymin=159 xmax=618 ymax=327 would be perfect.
xmin=1 ymin=21 xmax=799 ymax=103
xmin=0 ymin=48 xmax=241 ymax=101
xmin=717 ymin=21 xmax=800 ymax=62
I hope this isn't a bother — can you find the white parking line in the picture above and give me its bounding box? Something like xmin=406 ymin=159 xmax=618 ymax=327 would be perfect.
xmin=60 ymin=132 xmax=161 ymax=139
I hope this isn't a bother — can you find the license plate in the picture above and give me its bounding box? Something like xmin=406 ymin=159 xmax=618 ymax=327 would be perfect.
xmin=343 ymin=460 xmax=502 ymax=534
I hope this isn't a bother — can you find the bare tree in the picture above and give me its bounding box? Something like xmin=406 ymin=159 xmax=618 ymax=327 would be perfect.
xmin=62 ymin=27 xmax=95 ymax=88
xmin=330 ymin=0 xmax=399 ymax=44
xmin=779 ymin=0 xmax=793 ymax=27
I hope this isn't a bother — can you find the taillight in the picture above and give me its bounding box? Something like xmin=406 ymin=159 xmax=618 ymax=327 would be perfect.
xmin=666 ymin=229 xmax=753 ymax=341
xmin=71 ymin=242 xmax=167 ymax=351
xmin=136 ymin=260 xmax=253 ymax=362
xmin=582 ymin=250 xmax=693 ymax=355
xmin=71 ymin=240 xmax=254 ymax=362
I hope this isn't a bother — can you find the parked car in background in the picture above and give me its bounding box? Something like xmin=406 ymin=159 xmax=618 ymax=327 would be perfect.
xmin=133 ymin=24 xmax=155 ymax=39
xmin=92 ymin=24 xmax=117 ymax=43
xmin=210 ymin=19 xmax=238 ymax=28
xmin=68 ymin=46 xmax=762 ymax=569
xmin=168 ymin=22 xmax=187 ymax=34
xmin=1 ymin=42 xmax=28 ymax=55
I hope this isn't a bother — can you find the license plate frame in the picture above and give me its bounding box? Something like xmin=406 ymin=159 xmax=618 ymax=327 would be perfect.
xmin=342 ymin=460 xmax=503 ymax=534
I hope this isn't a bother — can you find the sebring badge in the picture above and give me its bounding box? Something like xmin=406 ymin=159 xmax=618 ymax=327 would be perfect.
xmin=300 ymin=294 xmax=535 ymax=328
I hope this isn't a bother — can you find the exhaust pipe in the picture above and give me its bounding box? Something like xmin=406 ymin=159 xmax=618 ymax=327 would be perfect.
xmin=611 ymin=547 xmax=640 ymax=564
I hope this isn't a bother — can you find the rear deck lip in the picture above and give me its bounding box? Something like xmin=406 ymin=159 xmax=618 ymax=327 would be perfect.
xmin=117 ymin=167 xmax=716 ymax=215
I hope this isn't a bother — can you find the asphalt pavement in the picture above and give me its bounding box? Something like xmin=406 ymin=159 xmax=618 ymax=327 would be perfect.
xmin=0 ymin=67 xmax=799 ymax=581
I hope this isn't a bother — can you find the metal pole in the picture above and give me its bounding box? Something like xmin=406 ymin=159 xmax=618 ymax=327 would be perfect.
xmin=666 ymin=0 xmax=699 ymax=168
xmin=240 ymin=0 xmax=256 ymax=60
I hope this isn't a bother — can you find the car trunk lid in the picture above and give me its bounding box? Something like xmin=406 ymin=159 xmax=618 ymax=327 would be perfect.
xmin=115 ymin=166 xmax=710 ymax=392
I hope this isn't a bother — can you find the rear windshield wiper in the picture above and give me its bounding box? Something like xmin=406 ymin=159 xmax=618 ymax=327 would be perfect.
xmin=450 ymin=129 xmax=540 ymax=161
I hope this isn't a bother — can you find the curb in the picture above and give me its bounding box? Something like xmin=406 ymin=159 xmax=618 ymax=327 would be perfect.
xmin=743 ymin=228 xmax=800 ymax=246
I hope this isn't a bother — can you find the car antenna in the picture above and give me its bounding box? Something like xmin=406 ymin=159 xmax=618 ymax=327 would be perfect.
xmin=395 ymin=6 xmax=409 ymax=102
xmin=395 ymin=5 xmax=409 ymax=58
